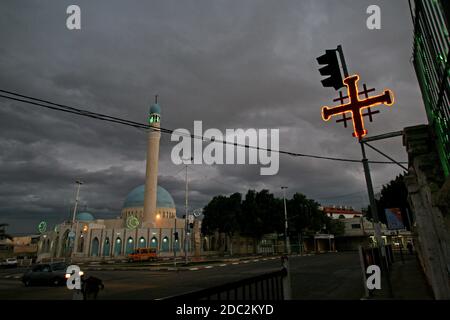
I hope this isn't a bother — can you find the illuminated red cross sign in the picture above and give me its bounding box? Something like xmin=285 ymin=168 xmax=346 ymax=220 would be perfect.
xmin=321 ymin=75 xmax=395 ymax=139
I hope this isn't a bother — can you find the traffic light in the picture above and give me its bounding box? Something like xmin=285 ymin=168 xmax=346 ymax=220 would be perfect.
xmin=174 ymin=232 xmax=179 ymax=240
xmin=317 ymin=50 xmax=344 ymax=90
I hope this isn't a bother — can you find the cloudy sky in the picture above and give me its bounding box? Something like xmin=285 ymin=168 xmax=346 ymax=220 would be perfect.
xmin=0 ymin=0 xmax=427 ymax=234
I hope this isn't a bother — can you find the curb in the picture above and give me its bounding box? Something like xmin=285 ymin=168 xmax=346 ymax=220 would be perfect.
xmin=81 ymin=253 xmax=315 ymax=272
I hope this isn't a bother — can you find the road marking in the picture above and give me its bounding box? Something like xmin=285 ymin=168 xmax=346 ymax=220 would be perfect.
xmin=204 ymin=266 xmax=213 ymax=269
xmin=253 ymin=259 xmax=259 ymax=262
xmin=14 ymin=275 xmax=21 ymax=279
xmin=219 ymin=264 xmax=227 ymax=267
xmin=262 ymin=258 xmax=268 ymax=261
xmin=232 ymin=262 xmax=239 ymax=265
xmin=243 ymin=261 xmax=250 ymax=264
xmin=4 ymin=275 xmax=11 ymax=278
xmin=189 ymin=268 xmax=199 ymax=271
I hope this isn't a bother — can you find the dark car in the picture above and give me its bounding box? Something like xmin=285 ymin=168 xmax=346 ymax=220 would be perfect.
xmin=22 ymin=262 xmax=69 ymax=287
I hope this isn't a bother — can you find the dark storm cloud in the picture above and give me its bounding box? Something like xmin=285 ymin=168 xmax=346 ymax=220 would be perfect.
xmin=0 ymin=0 xmax=427 ymax=233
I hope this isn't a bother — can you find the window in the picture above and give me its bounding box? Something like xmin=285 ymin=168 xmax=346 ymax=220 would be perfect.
xmin=351 ymin=224 xmax=361 ymax=229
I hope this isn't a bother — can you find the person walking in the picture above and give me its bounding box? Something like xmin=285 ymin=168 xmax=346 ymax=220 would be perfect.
xmin=407 ymin=241 xmax=414 ymax=255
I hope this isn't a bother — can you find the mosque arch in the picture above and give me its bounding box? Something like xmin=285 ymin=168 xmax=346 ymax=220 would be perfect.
xmin=210 ymin=236 xmax=216 ymax=251
xmin=41 ymin=239 xmax=48 ymax=253
xmin=114 ymin=237 xmax=122 ymax=256
xmin=91 ymin=237 xmax=99 ymax=257
xmin=103 ymin=237 xmax=110 ymax=256
xmin=150 ymin=237 xmax=158 ymax=250
xmin=126 ymin=237 xmax=134 ymax=254
xmin=138 ymin=237 xmax=146 ymax=248
xmin=173 ymin=238 xmax=180 ymax=252
xmin=61 ymin=230 xmax=72 ymax=257
xmin=77 ymin=235 xmax=85 ymax=252
xmin=161 ymin=236 xmax=169 ymax=252
xmin=53 ymin=237 xmax=59 ymax=257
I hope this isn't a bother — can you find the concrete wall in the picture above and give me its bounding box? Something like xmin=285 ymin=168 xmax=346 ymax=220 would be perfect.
xmin=403 ymin=125 xmax=450 ymax=299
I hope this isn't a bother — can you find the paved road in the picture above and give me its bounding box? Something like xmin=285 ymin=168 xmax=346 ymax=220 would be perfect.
xmin=0 ymin=252 xmax=363 ymax=300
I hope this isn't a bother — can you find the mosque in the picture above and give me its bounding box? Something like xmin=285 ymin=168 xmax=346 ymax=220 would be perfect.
xmin=37 ymin=100 xmax=200 ymax=261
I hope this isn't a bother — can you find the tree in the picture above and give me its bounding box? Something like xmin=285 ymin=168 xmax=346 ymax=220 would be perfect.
xmin=326 ymin=217 xmax=345 ymax=236
xmin=239 ymin=190 xmax=283 ymax=238
xmin=366 ymin=174 xmax=413 ymax=229
xmin=287 ymin=193 xmax=328 ymax=234
xmin=201 ymin=189 xmax=342 ymax=247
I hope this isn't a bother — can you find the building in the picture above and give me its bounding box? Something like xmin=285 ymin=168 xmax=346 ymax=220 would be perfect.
xmin=412 ymin=0 xmax=450 ymax=176
xmin=12 ymin=235 xmax=39 ymax=256
xmin=37 ymin=100 xmax=198 ymax=262
xmin=0 ymin=224 xmax=13 ymax=259
xmin=321 ymin=206 xmax=363 ymax=219
xmin=334 ymin=217 xmax=411 ymax=251
xmin=404 ymin=0 xmax=450 ymax=299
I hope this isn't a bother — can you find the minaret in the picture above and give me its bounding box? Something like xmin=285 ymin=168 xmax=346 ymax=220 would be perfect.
xmin=143 ymin=95 xmax=161 ymax=227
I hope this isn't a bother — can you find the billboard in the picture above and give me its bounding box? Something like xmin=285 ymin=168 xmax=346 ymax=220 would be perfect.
xmin=385 ymin=208 xmax=405 ymax=230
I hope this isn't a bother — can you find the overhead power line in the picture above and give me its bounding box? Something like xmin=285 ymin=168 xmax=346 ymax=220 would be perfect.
xmin=0 ymin=89 xmax=407 ymax=165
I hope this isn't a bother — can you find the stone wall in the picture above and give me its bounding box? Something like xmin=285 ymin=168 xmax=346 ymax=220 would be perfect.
xmin=403 ymin=125 xmax=450 ymax=299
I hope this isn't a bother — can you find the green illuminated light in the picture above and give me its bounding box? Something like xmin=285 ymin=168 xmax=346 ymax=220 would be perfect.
xmin=38 ymin=221 xmax=47 ymax=233
xmin=148 ymin=114 xmax=160 ymax=124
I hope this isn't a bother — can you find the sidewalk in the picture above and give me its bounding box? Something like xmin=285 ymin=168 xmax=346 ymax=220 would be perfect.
xmin=371 ymin=253 xmax=434 ymax=300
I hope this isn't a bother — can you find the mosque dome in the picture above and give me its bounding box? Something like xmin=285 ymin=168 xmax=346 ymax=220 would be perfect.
xmin=149 ymin=103 xmax=161 ymax=115
xmin=122 ymin=185 xmax=175 ymax=209
xmin=76 ymin=212 xmax=95 ymax=221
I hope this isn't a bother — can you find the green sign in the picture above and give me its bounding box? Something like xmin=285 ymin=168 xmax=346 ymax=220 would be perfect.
xmin=126 ymin=215 xmax=139 ymax=230
xmin=38 ymin=221 xmax=47 ymax=233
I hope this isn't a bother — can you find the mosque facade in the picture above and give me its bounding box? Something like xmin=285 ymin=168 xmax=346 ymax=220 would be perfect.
xmin=37 ymin=100 xmax=200 ymax=261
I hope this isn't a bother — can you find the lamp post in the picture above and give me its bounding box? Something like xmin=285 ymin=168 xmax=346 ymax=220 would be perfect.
xmin=70 ymin=180 xmax=82 ymax=260
xmin=174 ymin=215 xmax=177 ymax=268
xmin=181 ymin=157 xmax=193 ymax=265
xmin=281 ymin=186 xmax=291 ymax=255
xmin=71 ymin=180 xmax=83 ymax=224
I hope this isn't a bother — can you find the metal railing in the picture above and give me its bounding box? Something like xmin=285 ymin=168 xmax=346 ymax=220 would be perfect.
xmin=161 ymin=268 xmax=288 ymax=301
xmin=360 ymin=244 xmax=394 ymax=271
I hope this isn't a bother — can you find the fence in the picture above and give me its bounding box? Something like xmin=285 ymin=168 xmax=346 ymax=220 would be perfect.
xmin=161 ymin=268 xmax=288 ymax=301
xmin=360 ymin=244 xmax=394 ymax=271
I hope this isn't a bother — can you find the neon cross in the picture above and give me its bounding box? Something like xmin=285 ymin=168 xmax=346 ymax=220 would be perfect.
xmin=321 ymin=75 xmax=394 ymax=139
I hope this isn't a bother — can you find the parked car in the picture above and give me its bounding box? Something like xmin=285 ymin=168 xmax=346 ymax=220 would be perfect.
xmin=3 ymin=258 xmax=18 ymax=268
xmin=22 ymin=262 xmax=82 ymax=287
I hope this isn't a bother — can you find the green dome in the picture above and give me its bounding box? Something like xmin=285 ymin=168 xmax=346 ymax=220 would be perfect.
xmin=149 ymin=103 xmax=161 ymax=115
xmin=76 ymin=212 xmax=95 ymax=221
xmin=123 ymin=185 xmax=175 ymax=209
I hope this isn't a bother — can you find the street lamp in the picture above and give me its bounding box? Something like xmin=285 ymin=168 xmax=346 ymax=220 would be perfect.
xmin=70 ymin=180 xmax=83 ymax=260
xmin=281 ymin=187 xmax=291 ymax=255
xmin=71 ymin=180 xmax=83 ymax=224
xmin=181 ymin=157 xmax=193 ymax=264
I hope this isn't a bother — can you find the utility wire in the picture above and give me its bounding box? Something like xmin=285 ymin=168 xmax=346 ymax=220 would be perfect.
xmin=0 ymin=89 xmax=408 ymax=165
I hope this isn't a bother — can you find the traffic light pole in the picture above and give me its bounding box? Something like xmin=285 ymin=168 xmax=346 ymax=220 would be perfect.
xmin=360 ymin=140 xmax=393 ymax=297
xmin=337 ymin=45 xmax=349 ymax=78
xmin=184 ymin=163 xmax=189 ymax=265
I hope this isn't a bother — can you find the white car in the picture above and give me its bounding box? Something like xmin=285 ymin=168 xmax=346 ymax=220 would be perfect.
xmin=5 ymin=258 xmax=18 ymax=268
